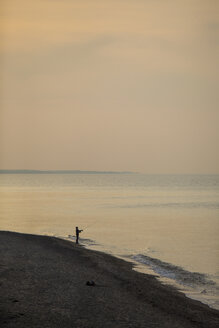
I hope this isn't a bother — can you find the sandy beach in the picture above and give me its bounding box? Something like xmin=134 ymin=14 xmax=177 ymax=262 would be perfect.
xmin=0 ymin=231 xmax=218 ymax=328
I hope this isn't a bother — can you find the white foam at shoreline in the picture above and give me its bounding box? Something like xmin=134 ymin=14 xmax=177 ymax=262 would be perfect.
xmin=131 ymin=254 xmax=216 ymax=287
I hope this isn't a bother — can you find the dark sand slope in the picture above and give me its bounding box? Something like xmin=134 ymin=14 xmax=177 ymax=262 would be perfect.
xmin=0 ymin=232 xmax=218 ymax=328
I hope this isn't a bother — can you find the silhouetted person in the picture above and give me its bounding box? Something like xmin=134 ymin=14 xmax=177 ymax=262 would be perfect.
xmin=76 ymin=226 xmax=83 ymax=244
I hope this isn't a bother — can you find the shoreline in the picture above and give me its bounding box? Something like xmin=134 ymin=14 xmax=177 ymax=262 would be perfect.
xmin=67 ymin=234 xmax=219 ymax=311
xmin=0 ymin=231 xmax=219 ymax=327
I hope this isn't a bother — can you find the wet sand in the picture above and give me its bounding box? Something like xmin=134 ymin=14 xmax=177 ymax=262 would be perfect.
xmin=0 ymin=231 xmax=218 ymax=328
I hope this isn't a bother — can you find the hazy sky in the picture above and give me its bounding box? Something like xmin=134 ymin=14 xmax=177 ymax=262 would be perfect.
xmin=1 ymin=0 xmax=218 ymax=173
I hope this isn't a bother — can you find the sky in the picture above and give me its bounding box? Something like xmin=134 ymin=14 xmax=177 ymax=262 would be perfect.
xmin=0 ymin=0 xmax=218 ymax=173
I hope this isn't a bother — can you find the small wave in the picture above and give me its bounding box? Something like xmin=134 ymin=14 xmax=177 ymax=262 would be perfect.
xmin=131 ymin=254 xmax=216 ymax=287
xmin=112 ymin=202 xmax=219 ymax=209
xmin=68 ymin=235 xmax=98 ymax=246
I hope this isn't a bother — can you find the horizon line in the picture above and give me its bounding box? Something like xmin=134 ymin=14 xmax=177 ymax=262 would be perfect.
xmin=0 ymin=170 xmax=218 ymax=175
xmin=0 ymin=169 xmax=137 ymax=174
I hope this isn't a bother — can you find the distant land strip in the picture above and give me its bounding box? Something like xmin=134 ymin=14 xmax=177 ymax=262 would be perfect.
xmin=0 ymin=170 xmax=136 ymax=174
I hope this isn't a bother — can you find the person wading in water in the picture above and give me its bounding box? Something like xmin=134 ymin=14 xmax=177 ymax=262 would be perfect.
xmin=75 ymin=227 xmax=83 ymax=244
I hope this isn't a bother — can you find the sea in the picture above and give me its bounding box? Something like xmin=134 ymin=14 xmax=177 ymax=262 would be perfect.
xmin=0 ymin=173 xmax=219 ymax=309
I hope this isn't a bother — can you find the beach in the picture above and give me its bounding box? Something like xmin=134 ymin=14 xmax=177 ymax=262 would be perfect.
xmin=1 ymin=173 xmax=219 ymax=310
xmin=0 ymin=231 xmax=218 ymax=328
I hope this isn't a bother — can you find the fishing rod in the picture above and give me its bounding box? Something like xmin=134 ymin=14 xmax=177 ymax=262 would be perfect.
xmin=83 ymin=218 xmax=101 ymax=231
xmin=68 ymin=219 xmax=100 ymax=240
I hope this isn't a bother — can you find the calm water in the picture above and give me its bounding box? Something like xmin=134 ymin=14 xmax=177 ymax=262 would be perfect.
xmin=0 ymin=174 xmax=219 ymax=309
